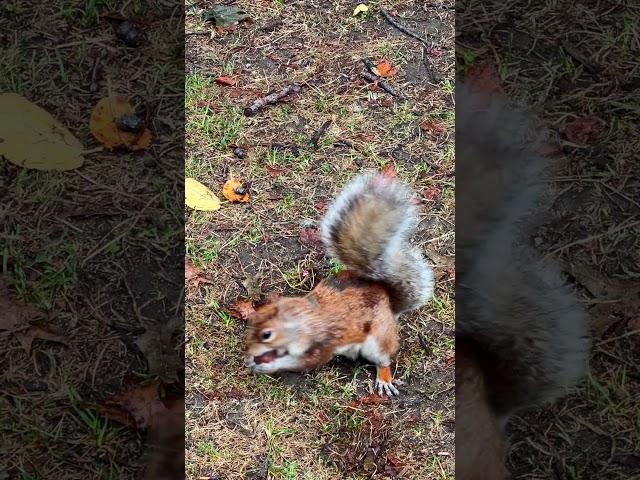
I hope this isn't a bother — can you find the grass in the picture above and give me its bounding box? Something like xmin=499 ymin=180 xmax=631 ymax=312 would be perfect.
xmin=185 ymin=1 xmax=455 ymax=478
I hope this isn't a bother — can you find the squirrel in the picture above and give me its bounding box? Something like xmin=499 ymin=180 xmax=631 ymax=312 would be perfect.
xmin=243 ymin=173 xmax=434 ymax=396
xmin=455 ymin=83 xmax=591 ymax=479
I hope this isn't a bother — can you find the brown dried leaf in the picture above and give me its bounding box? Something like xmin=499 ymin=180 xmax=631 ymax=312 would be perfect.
xmin=381 ymin=162 xmax=397 ymax=178
xmin=0 ymin=277 xmax=34 ymax=331
xmin=419 ymin=119 xmax=447 ymax=137
xmin=15 ymin=326 xmax=68 ymax=355
xmin=266 ymin=165 xmax=285 ymax=177
xmin=215 ymin=75 xmax=237 ymax=86
xmin=299 ymin=226 xmax=323 ymax=249
xmin=563 ymin=116 xmax=605 ymax=145
xmin=185 ymin=257 xmax=213 ymax=287
xmin=134 ymin=320 xmax=182 ymax=382
xmin=373 ymin=60 xmax=397 ymax=78
xmin=101 ymin=381 xmax=168 ymax=430
xmin=421 ymin=186 xmax=441 ymax=201
xmin=227 ymin=299 xmax=257 ymax=320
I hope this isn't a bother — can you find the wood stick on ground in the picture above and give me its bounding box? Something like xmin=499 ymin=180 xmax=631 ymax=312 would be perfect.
xmin=361 ymin=71 xmax=405 ymax=100
xmin=309 ymin=120 xmax=332 ymax=148
xmin=561 ymin=40 xmax=600 ymax=74
xmin=244 ymin=84 xmax=302 ymax=117
xmin=381 ymin=10 xmax=432 ymax=50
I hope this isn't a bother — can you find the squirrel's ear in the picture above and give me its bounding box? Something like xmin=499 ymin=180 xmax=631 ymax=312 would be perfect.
xmin=248 ymin=302 xmax=279 ymax=324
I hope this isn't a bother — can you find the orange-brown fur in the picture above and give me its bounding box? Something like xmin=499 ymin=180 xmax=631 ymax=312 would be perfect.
xmin=456 ymin=343 xmax=508 ymax=480
xmin=245 ymin=270 xmax=399 ymax=373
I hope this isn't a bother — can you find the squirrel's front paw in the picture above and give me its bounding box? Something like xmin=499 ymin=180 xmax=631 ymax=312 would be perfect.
xmin=250 ymin=362 xmax=278 ymax=374
xmin=375 ymin=379 xmax=399 ymax=396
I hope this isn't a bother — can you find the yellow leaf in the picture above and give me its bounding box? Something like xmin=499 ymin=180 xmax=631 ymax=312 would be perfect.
xmin=0 ymin=93 xmax=84 ymax=171
xmin=353 ymin=4 xmax=369 ymax=16
xmin=185 ymin=178 xmax=221 ymax=211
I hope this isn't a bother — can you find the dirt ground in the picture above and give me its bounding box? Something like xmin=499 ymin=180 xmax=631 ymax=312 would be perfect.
xmin=1 ymin=2 xmax=183 ymax=479
xmin=459 ymin=1 xmax=640 ymax=478
xmin=185 ymin=1 xmax=454 ymax=479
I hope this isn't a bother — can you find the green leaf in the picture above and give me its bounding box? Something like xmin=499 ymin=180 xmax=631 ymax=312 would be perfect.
xmin=203 ymin=6 xmax=251 ymax=28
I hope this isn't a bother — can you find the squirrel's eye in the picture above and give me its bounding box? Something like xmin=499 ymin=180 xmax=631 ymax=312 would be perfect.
xmin=261 ymin=330 xmax=272 ymax=341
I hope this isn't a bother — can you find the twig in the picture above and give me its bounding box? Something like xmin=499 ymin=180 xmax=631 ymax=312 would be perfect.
xmin=361 ymin=58 xmax=377 ymax=74
xmin=561 ymin=40 xmax=600 ymax=74
xmin=185 ymin=31 xmax=210 ymax=36
xmin=244 ymin=84 xmax=302 ymax=117
xmin=361 ymin=71 xmax=404 ymax=100
xmin=424 ymin=3 xmax=455 ymax=9
xmin=381 ymin=10 xmax=432 ymax=50
xmin=309 ymin=120 xmax=332 ymax=148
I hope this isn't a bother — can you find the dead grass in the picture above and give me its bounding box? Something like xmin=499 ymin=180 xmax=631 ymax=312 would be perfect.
xmin=458 ymin=1 xmax=640 ymax=478
xmin=185 ymin=1 xmax=454 ymax=479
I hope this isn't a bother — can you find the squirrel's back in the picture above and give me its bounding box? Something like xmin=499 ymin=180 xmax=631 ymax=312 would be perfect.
xmin=320 ymin=173 xmax=433 ymax=314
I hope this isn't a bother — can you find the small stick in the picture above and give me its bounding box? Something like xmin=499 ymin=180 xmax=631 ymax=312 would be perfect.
xmin=424 ymin=3 xmax=455 ymax=9
xmin=381 ymin=9 xmax=432 ymax=50
xmin=309 ymin=120 xmax=332 ymax=148
xmin=244 ymin=84 xmax=302 ymax=117
xmin=361 ymin=71 xmax=404 ymax=100
xmin=561 ymin=40 xmax=600 ymax=74
xmin=361 ymin=58 xmax=377 ymax=74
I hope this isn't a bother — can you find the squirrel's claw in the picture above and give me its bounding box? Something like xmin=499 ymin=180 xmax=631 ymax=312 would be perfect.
xmin=376 ymin=379 xmax=399 ymax=396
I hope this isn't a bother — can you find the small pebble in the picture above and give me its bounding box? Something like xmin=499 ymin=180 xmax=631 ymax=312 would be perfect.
xmin=233 ymin=147 xmax=247 ymax=159
xmin=116 ymin=113 xmax=145 ymax=133
xmin=116 ymin=20 xmax=145 ymax=47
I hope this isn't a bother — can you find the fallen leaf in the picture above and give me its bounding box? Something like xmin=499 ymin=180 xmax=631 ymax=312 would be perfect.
xmin=421 ymin=186 xmax=441 ymax=201
xmin=101 ymin=381 xmax=169 ymax=430
xmin=420 ymin=119 xmax=447 ymax=137
xmin=0 ymin=277 xmax=33 ymax=331
xmin=373 ymin=60 xmax=397 ymax=78
xmin=466 ymin=61 xmax=503 ymax=94
xmin=90 ymin=94 xmax=152 ymax=151
xmin=185 ymin=178 xmax=221 ymax=211
xmin=430 ymin=47 xmax=444 ymax=57
xmin=316 ymin=411 xmax=329 ymax=426
xmin=185 ymin=257 xmax=214 ymax=287
xmin=227 ymin=299 xmax=257 ymax=320
xmin=353 ymin=4 xmax=369 ymax=16
xmin=314 ymin=202 xmax=327 ymax=214
xmin=0 ymin=93 xmax=84 ymax=170
xmin=135 ymin=321 xmax=182 ymax=382
xmin=381 ymin=163 xmax=397 ymax=178
xmin=15 ymin=325 xmax=68 ymax=354
xmin=204 ymin=5 xmax=251 ymax=28
xmin=266 ymin=165 xmax=285 ymax=177
xmin=358 ymin=394 xmax=388 ymax=405
xmin=563 ymin=116 xmax=605 ymax=145
xmin=299 ymin=226 xmax=323 ymax=249
xmin=215 ymin=75 xmax=237 ymax=87
xmin=222 ymin=179 xmax=250 ymax=203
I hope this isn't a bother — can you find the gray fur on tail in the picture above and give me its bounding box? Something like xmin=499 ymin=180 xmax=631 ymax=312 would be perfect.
xmin=320 ymin=173 xmax=433 ymax=313
xmin=456 ymin=83 xmax=590 ymax=419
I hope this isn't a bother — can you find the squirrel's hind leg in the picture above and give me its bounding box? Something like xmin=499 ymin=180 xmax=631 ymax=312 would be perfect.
xmin=360 ymin=334 xmax=400 ymax=396
xmin=375 ymin=365 xmax=399 ymax=396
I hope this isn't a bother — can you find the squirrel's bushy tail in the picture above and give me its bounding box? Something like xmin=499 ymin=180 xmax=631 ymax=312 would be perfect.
xmin=320 ymin=173 xmax=433 ymax=313
xmin=456 ymin=83 xmax=590 ymax=419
